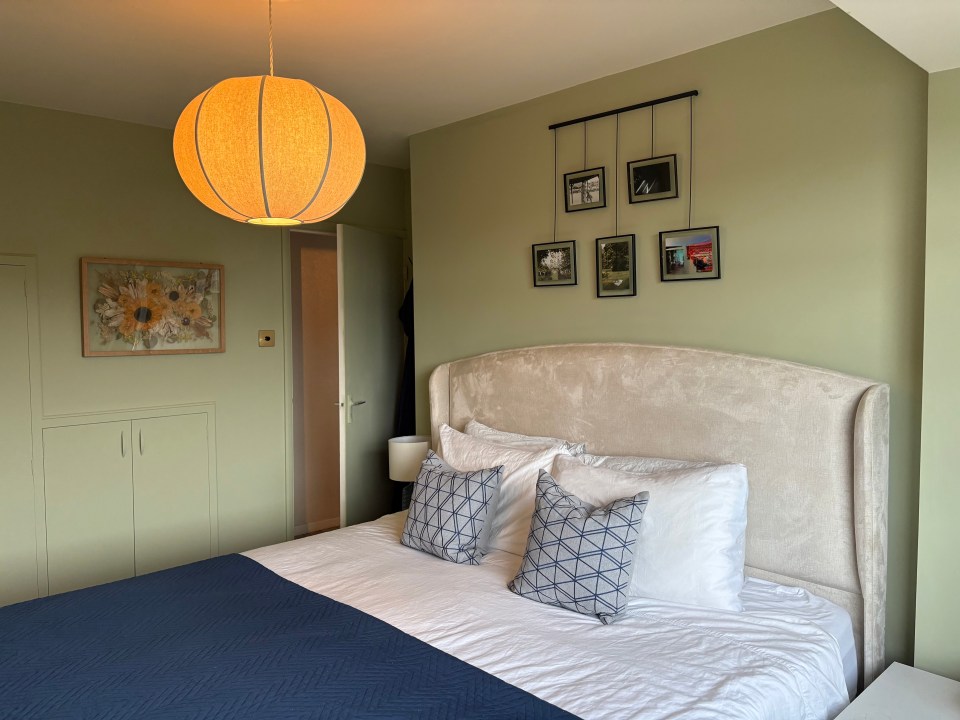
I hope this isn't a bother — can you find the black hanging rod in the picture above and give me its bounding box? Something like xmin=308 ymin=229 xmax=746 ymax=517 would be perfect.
xmin=547 ymin=90 xmax=699 ymax=130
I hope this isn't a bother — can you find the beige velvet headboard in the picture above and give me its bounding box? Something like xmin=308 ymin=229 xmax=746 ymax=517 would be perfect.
xmin=428 ymin=343 xmax=889 ymax=688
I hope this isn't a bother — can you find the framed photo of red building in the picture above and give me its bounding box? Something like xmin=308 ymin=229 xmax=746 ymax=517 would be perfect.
xmin=659 ymin=226 xmax=720 ymax=282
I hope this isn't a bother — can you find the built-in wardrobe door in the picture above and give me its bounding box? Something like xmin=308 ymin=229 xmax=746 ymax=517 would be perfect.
xmin=0 ymin=265 xmax=39 ymax=606
xmin=132 ymin=414 xmax=211 ymax=575
xmin=43 ymin=421 xmax=135 ymax=594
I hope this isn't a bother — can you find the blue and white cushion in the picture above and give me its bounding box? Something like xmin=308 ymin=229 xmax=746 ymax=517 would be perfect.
xmin=400 ymin=451 xmax=503 ymax=565
xmin=508 ymin=470 xmax=649 ymax=623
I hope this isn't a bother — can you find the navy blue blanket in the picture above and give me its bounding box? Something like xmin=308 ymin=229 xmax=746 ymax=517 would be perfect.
xmin=0 ymin=555 xmax=578 ymax=719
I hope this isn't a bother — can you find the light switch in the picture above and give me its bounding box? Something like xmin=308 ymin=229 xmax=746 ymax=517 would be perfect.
xmin=258 ymin=330 xmax=276 ymax=347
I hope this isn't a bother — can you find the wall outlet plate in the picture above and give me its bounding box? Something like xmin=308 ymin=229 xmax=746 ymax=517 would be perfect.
xmin=258 ymin=330 xmax=276 ymax=347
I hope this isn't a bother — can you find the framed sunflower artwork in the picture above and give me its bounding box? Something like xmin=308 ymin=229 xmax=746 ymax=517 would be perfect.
xmin=80 ymin=257 xmax=225 ymax=357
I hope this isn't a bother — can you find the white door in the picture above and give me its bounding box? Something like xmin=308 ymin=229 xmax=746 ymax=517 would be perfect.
xmin=337 ymin=225 xmax=403 ymax=526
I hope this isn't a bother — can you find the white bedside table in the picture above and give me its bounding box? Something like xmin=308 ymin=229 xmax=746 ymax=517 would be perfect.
xmin=837 ymin=662 xmax=960 ymax=719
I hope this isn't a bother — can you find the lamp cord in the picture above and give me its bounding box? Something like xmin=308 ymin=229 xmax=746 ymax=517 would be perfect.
xmin=268 ymin=0 xmax=275 ymax=76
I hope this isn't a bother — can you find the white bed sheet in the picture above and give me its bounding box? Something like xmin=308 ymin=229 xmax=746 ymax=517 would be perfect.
xmin=245 ymin=513 xmax=851 ymax=720
xmin=738 ymin=578 xmax=857 ymax=702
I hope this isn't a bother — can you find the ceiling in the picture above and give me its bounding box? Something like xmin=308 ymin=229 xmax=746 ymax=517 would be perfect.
xmin=830 ymin=0 xmax=960 ymax=73
xmin=5 ymin=1 xmax=959 ymax=168
xmin=0 ymin=0 xmax=836 ymax=168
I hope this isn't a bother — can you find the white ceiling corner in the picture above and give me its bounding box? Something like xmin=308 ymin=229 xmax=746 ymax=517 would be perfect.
xmin=830 ymin=0 xmax=960 ymax=73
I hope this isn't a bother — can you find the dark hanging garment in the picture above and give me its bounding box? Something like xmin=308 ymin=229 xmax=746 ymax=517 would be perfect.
xmin=395 ymin=282 xmax=416 ymax=436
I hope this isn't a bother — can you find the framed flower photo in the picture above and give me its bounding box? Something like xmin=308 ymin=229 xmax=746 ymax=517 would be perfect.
xmin=532 ymin=240 xmax=577 ymax=287
xmin=563 ymin=167 xmax=606 ymax=212
xmin=80 ymin=257 xmax=225 ymax=356
xmin=627 ymin=154 xmax=678 ymax=204
xmin=659 ymin=226 xmax=720 ymax=281
xmin=596 ymin=234 xmax=636 ymax=298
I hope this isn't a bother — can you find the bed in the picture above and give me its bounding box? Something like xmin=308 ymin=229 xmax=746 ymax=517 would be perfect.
xmin=0 ymin=343 xmax=889 ymax=720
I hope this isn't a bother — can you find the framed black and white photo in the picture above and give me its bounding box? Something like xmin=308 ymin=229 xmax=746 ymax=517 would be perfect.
xmin=627 ymin=154 xmax=678 ymax=204
xmin=659 ymin=226 xmax=720 ymax=282
xmin=595 ymin=234 xmax=636 ymax=298
xmin=563 ymin=167 xmax=606 ymax=212
xmin=532 ymin=240 xmax=577 ymax=287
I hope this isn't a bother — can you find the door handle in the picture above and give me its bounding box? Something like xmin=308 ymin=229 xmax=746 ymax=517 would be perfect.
xmin=346 ymin=396 xmax=366 ymax=424
xmin=121 ymin=431 xmax=126 ymax=458
xmin=139 ymin=429 xmax=144 ymax=456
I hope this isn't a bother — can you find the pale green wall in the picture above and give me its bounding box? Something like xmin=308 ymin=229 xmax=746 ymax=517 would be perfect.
xmin=0 ymin=101 xmax=407 ymax=555
xmin=307 ymin=162 xmax=409 ymax=238
xmin=410 ymin=9 xmax=927 ymax=664
xmin=915 ymin=68 xmax=960 ymax=680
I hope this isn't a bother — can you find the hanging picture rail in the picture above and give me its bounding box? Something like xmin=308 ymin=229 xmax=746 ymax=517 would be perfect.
xmin=546 ymin=90 xmax=698 ymax=131
xmin=540 ymin=88 xmax=713 ymax=292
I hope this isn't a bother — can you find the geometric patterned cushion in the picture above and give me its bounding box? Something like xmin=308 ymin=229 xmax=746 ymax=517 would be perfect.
xmin=400 ymin=451 xmax=503 ymax=565
xmin=508 ymin=470 xmax=649 ymax=623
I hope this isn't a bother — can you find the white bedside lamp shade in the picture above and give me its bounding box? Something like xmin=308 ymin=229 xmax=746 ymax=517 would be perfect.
xmin=388 ymin=436 xmax=430 ymax=482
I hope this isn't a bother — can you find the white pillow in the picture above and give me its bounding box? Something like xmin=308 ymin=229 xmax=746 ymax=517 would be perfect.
xmin=465 ymin=419 xmax=586 ymax=455
xmin=439 ymin=424 xmax=571 ymax=556
xmin=551 ymin=454 xmax=748 ymax=612
xmin=579 ymin=452 xmax=711 ymax=474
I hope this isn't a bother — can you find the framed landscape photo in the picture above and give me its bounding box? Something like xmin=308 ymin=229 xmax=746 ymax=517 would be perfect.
xmin=564 ymin=167 xmax=606 ymax=212
xmin=595 ymin=234 xmax=636 ymax=298
xmin=81 ymin=257 xmax=225 ymax=357
xmin=532 ymin=240 xmax=577 ymax=287
xmin=659 ymin=226 xmax=720 ymax=282
xmin=627 ymin=154 xmax=678 ymax=204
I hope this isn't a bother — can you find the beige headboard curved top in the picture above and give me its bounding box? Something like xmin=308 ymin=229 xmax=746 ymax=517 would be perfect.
xmin=429 ymin=343 xmax=889 ymax=688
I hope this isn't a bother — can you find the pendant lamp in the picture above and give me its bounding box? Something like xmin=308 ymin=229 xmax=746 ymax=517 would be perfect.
xmin=173 ymin=0 xmax=365 ymax=226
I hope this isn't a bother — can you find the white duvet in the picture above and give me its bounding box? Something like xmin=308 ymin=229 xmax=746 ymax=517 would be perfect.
xmin=245 ymin=513 xmax=850 ymax=720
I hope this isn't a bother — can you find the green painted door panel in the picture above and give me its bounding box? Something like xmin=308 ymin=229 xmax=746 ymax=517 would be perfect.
xmin=43 ymin=421 xmax=134 ymax=594
xmin=338 ymin=225 xmax=402 ymax=526
xmin=0 ymin=265 xmax=38 ymax=606
xmin=132 ymin=414 xmax=211 ymax=575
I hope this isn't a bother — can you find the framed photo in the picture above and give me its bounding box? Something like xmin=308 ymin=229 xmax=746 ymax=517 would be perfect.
xmin=81 ymin=257 xmax=225 ymax=356
xmin=564 ymin=167 xmax=606 ymax=212
xmin=595 ymin=234 xmax=636 ymax=298
xmin=532 ymin=240 xmax=577 ymax=287
xmin=627 ymin=154 xmax=678 ymax=204
xmin=659 ymin=226 xmax=721 ymax=282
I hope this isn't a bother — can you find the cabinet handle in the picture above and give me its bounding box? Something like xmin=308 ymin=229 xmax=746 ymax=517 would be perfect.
xmin=121 ymin=431 xmax=126 ymax=458
xmin=139 ymin=429 xmax=143 ymax=456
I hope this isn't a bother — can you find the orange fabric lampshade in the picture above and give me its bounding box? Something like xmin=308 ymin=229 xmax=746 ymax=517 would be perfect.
xmin=173 ymin=75 xmax=365 ymax=226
